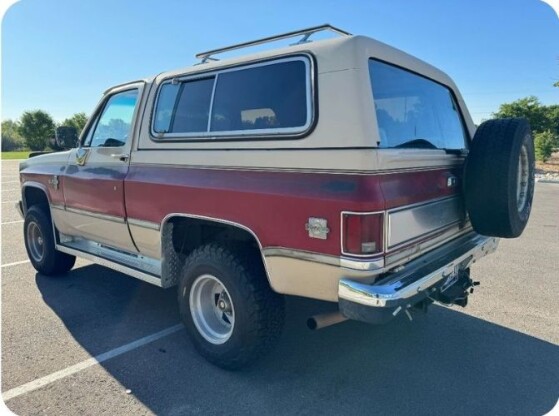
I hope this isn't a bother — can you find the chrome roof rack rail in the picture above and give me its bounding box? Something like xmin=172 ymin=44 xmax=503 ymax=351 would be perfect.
xmin=196 ymin=24 xmax=352 ymax=64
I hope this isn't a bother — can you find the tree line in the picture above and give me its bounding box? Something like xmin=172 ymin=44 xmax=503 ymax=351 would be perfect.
xmin=2 ymin=97 xmax=558 ymax=160
xmin=2 ymin=110 xmax=88 ymax=151
xmin=492 ymin=96 xmax=559 ymax=162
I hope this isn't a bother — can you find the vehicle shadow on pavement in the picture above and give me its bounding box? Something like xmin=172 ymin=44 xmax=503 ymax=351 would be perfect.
xmin=36 ymin=264 xmax=559 ymax=416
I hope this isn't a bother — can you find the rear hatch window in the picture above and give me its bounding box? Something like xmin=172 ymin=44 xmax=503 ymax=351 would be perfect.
xmin=369 ymin=59 xmax=467 ymax=151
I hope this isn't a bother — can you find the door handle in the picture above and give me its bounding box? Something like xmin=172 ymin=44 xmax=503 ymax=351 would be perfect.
xmin=110 ymin=153 xmax=130 ymax=162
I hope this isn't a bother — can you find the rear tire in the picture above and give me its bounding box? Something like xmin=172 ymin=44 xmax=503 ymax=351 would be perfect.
xmin=178 ymin=244 xmax=285 ymax=370
xmin=464 ymin=118 xmax=535 ymax=238
xmin=24 ymin=205 xmax=76 ymax=275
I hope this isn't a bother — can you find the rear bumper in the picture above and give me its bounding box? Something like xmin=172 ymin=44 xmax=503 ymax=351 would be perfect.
xmin=338 ymin=232 xmax=498 ymax=324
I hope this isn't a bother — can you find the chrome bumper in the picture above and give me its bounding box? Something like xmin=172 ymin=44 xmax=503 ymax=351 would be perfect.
xmin=338 ymin=232 xmax=499 ymax=324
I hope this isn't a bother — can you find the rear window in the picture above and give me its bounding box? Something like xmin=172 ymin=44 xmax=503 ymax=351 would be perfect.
xmin=152 ymin=57 xmax=312 ymax=139
xmin=369 ymin=60 xmax=467 ymax=150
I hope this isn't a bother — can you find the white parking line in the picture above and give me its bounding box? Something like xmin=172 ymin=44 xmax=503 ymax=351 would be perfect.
xmin=1 ymin=260 xmax=30 ymax=268
xmin=1 ymin=189 xmax=19 ymax=192
xmin=1 ymin=220 xmax=23 ymax=225
xmin=2 ymin=200 xmax=18 ymax=204
xmin=2 ymin=324 xmax=184 ymax=401
xmin=1 ymin=181 xmax=20 ymax=184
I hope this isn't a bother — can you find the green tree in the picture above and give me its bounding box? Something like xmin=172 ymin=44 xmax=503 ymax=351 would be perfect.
xmin=493 ymin=96 xmax=550 ymax=132
xmin=1 ymin=119 xmax=24 ymax=151
xmin=534 ymin=131 xmax=555 ymax=162
xmin=493 ymin=96 xmax=559 ymax=147
xmin=18 ymin=110 xmax=55 ymax=150
xmin=61 ymin=112 xmax=88 ymax=135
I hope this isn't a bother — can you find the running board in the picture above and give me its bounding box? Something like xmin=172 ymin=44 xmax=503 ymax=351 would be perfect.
xmin=56 ymin=236 xmax=162 ymax=287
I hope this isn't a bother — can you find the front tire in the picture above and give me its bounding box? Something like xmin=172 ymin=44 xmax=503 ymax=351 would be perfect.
xmin=24 ymin=205 xmax=76 ymax=275
xmin=178 ymin=244 xmax=285 ymax=370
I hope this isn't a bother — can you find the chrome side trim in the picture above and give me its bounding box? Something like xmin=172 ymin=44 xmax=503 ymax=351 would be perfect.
xmin=129 ymin=162 xmax=464 ymax=176
xmin=263 ymin=247 xmax=384 ymax=272
xmin=340 ymin=256 xmax=384 ymax=271
xmin=160 ymin=213 xmax=274 ymax=287
xmin=339 ymin=233 xmax=499 ymax=308
xmin=66 ymin=207 xmax=125 ymax=223
xmin=385 ymin=224 xmax=473 ymax=268
xmin=128 ymin=218 xmax=161 ymax=231
xmin=56 ymin=240 xmax=162 ymax=287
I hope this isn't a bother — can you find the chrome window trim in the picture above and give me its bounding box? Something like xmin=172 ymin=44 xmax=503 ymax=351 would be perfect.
xmin=150 ymin=55 xmax=314 ymax=140
xmin=340 ymin=210 xmax=385 ymax=259
xmin=206 ymin=73 xmax=220 ymax=131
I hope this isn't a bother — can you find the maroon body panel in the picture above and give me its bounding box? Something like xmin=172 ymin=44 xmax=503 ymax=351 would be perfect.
xmin=21 ymin=166 xmax=66 ymax=207
xmin=125 ymin=165 xmax=463 ymax=257
xmin=63 ymin=164 xmax=129 ymax=218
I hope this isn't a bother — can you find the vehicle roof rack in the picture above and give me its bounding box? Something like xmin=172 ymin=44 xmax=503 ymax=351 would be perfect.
xmin=195 ymin=24 xmax=352 ymax=63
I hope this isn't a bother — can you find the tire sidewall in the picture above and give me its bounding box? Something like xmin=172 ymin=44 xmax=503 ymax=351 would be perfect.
xmin=178 ymin=259 xmax=257 ymax=362
xmin=24 ymin=207 xmax=55 ymax=272
xmin=506 ymin=128 xmax=535 ymax=236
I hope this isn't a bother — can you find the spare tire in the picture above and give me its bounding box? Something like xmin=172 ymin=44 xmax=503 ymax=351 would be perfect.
xmin=464 ymin=118 xmax=535 ymax=238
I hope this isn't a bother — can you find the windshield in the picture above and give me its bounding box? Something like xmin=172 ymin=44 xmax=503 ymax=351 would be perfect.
xmin=369 ymin=59 xmax=467 ymax=150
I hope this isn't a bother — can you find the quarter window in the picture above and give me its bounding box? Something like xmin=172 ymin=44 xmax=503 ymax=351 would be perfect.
xmin=152 ymin=57 xmax=311 ymax=138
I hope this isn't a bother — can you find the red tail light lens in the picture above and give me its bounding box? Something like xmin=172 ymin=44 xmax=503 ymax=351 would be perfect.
xmin=342 ymin=212 xmax=384 ymax=256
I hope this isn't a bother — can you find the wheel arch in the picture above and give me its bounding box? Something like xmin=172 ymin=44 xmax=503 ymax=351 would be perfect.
xmin=22 ymin=182 xmax=51 ymax=213
xmin=159 ymin=213 xmax=273 ymax=289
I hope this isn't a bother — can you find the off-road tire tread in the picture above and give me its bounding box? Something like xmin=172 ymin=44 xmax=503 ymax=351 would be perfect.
xmin=24 ymin=205 xmax=76 ymax=275
xmin=179 ymin=243 xmax=285 ymax=370
xmin=464 ymin=118 xmax=534 ymax=238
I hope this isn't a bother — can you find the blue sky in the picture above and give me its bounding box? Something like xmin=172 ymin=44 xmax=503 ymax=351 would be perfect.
xmin=2 ymin=0 xmax=558 ymax=124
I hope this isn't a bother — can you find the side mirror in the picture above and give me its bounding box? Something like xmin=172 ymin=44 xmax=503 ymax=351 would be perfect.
xmin=55 ymin=126 xmax=79 ymax=150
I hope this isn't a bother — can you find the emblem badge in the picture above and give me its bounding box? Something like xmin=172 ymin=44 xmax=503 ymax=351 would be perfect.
xmin=305 ymin=217 xmax=330 ymax=240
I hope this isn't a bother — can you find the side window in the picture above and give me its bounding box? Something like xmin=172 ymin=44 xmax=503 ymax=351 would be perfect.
xmin=84 ymin=89 xmax=139 ymax=148
xmin=153 ymin=77 xmax=215 ymax=134
xmin=210 ymin=60 xmax=307 ymax=132
xmin=151 ymin=57 xmax=311 ymax=139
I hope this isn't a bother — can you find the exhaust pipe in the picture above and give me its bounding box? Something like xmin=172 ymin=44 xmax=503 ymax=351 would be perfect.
xmin=307 ymin=311 xmax=348 ymax=330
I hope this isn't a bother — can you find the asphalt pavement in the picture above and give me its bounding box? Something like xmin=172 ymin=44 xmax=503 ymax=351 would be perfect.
xmin=1 ymin=159 xmax=558 ymax=416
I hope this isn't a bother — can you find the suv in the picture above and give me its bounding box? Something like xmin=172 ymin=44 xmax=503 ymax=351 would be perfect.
xmin=17 ymin=25 xmax=535 ymax=369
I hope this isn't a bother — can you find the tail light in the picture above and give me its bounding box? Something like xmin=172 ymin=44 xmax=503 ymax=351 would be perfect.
xmin=342 ymin=212 xmax=384 ymax=256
